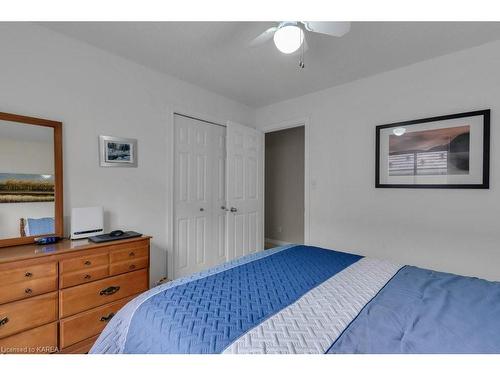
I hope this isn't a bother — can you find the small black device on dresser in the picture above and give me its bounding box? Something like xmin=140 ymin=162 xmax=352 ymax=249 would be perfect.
xmin=34 ymin=236 xmax=61 ymax=245
xmin=109 ymin=230 xmax=125 ymax=237
xmin=88 ymin=230 xmax=142 ymax=243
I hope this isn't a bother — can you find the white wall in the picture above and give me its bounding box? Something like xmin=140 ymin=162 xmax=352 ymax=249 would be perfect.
xmin=0 ymin=23 xmax=254 ymax=284
xmin=256 ymin=40 xmax=500 ymax=282
xmin=0 ymin=126 xmax=54 ymax=173
xmin=0 ymin=131 xmax=55 ymax=239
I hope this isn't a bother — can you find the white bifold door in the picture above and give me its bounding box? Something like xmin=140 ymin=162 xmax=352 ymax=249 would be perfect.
xmin=173 ymin=115 xmax=227 ymax=278
xmin=173 ymin=115 xmax=263 ymax=278
xmin=225 ymin=121 xmax=264 ymax=261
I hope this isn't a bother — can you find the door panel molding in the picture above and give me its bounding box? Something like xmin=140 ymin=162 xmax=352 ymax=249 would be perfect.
xmin=173 ymin=114 xmax=226 ymax=279
xmin=226 ymin=121 xmax=264 ymax=261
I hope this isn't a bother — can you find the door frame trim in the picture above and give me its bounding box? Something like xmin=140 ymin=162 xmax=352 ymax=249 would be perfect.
xmin=261 ymin=117 xmax=310 ymax=245
xmin=167 ymin=108 xmax=230 ymax=280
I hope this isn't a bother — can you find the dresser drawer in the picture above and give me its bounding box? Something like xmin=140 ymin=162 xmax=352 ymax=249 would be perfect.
xmin=59 ymin=269 xmax=148 ymax=318
xmin=0 ymin=276 xmax=58 ymax=304
xmin=109 ymin=243 xmax=149 ymax=263
xmin=60 ymin=266 xmax=109 ymax=289
xmin=109 ymin=257 xmax=149 ymax=276
xmin=60 ymin=295 xmax=135 ymax=349
xmin=60 ymin=253 xmax=108 ymax=274
xmin=0 ymin=262 xmax=56 ymax=285
xmin=0 ymin=322 xmax=57 ymax=354
xmin=0 ymin=292 xmax=58 ymax=339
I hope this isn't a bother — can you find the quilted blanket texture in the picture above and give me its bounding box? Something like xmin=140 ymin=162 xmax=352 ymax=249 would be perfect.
xmin=90 ymin=245 xmax=500 ymax=354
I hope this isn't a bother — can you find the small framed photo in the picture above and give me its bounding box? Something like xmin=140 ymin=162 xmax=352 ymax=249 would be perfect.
xmin=99 ymin=135 xmax=138 ymax=167
xmin=376 ymin=110 xmax=490 ymax=189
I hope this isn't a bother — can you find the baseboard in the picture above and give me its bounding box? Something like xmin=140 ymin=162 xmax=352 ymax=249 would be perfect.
xmin=265 ymin=238 xmax=292 ymax=246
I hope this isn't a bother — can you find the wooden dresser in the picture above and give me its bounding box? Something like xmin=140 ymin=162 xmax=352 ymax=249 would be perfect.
xmin=0 ymin=236 xmax=150 ymax=354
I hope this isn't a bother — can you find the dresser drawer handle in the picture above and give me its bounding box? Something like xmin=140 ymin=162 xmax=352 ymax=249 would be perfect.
xmin=24 ymin=272 xmax=33 ymax=278
xmin=84 ymin=274 xmax=92 ymax=280
xmin=129 ymin=252 xmax=135 ymax=257
xmin=25 ymin=288 xmax=33 ymax=295
xmin=100 ymin=313 xmax=115 ymax=322
xmin=0 ymin=317 xmax=8 ymax=326
xmin=100 ymin=286 xmax=120 ymax=296
xmin=84 ymin=260 xmax=92 ymax=266
xmin=129 ymin=264 xmax=136 ymax=270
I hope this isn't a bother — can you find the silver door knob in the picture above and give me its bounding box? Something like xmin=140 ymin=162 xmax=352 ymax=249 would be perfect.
xmin=230 ymin=207 xmax=237 ymax=213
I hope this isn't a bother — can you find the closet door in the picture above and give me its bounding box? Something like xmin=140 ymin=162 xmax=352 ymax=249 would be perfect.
xmin=225 ymin=121 xmax=264 ymax=261
xmin=173 ymin=115 xmax=226 ymax=278
xmin=211 ymin=126 xmax=228 ymax=268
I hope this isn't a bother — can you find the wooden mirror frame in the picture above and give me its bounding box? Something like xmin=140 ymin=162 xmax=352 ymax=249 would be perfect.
xmin=0 ymin=112 xmax=63 ymax=247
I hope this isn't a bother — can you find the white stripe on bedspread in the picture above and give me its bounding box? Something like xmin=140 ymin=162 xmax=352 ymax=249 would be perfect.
xmin=223 ymin=258 xmax=402 ymax=354
xmin=90 ymin=245 xmax=295 ymax=354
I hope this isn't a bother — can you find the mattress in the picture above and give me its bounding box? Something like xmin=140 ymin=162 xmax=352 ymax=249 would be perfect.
xmin=90 ymin=245 xmax=500 ymax=354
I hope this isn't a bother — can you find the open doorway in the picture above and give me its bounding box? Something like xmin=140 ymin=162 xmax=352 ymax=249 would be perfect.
xmin=264 ymin=125 xmax=305 ymax=249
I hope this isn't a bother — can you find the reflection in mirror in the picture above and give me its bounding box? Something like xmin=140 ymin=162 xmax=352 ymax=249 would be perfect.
xmin=0 ymin=121 xmax=55 ymax=239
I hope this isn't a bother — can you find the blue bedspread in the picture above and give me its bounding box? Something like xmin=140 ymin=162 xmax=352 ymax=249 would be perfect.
xmin=329 ymin=266 xmax=500 ymax=353
xmin=91 ymin=245 xmax=500 ymax=354
xmin=126 ymin=246 xmax=360 ymax=353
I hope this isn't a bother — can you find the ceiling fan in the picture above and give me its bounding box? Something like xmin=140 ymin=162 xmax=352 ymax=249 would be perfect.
xmin=250 ymin=21 xmax=351 ymax=69
xmin=251 ymin=22 xmax=350 ymax=53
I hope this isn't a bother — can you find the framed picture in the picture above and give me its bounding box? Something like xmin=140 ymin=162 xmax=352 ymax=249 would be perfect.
xmin=376 ymin=110 xmax=490 ymax=189
xmin=0 ymin=173 xmax=54 ymax=203
xmin=99 ymin=135 xmax=138 ymax=167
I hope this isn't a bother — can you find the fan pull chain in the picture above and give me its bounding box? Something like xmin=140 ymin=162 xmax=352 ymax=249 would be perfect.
xmin=299 ymin=32 xmax=305 ymax=70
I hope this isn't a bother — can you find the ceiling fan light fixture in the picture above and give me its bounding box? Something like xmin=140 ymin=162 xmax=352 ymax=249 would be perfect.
xmin=273 ymin=25 xmax=304 ymax=54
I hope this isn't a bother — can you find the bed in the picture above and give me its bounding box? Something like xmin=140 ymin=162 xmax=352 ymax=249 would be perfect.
xmin=90 ymin=244 xmax=500 ymax=354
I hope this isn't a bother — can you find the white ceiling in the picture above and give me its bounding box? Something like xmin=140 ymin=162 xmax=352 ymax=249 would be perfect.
xmin=40 ymin=22 xmax=500 ymax=108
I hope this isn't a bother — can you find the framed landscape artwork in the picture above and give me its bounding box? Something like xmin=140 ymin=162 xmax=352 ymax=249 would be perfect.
xmin=0 ymin=173 xmax=54 ymax=203
xmin=99 ymin=135 xmax=138 ymax=167
xmin=376 ymin=110 xmax=490 ymax=188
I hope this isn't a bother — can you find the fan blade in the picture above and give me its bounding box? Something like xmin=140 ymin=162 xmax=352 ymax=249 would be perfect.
xmin=249 ymin=26 xmax=278 ymax=47
xmin=301 ymin=21 xmax=350 ymax=37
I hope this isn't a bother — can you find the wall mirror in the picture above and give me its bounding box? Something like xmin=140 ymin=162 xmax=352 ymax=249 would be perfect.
xmin=0 ymin=112 xmax=63 ymax=247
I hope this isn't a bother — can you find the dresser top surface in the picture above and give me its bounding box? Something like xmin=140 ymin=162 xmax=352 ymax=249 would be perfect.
xmin=0 ymin=236 xmax=151 ymax=264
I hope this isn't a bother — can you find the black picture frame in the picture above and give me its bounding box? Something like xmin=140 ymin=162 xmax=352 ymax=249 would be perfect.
xmin=375 ymin=109 xmax=490 ymax=189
